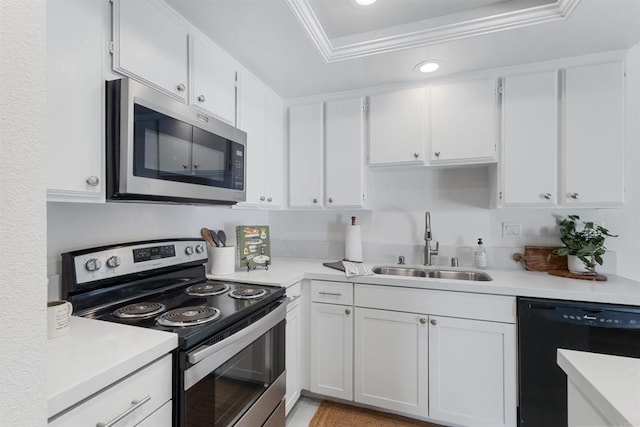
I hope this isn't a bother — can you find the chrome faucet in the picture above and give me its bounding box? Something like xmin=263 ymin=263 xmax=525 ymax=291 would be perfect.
xmin=424 ymin=211 xmax=439 ymax=266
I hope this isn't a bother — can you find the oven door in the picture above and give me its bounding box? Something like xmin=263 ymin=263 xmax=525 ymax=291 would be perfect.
xmin=182 ymin=302 xmax=286 ymax=427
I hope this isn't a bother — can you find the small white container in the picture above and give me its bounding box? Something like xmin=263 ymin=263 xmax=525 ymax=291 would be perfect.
xmin=208 ymin=245 xmax=236 ymax=275
xmin=47 ymin=300 xmax=72 ymax=339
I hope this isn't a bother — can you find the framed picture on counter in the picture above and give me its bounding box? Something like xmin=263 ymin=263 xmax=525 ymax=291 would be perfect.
xmin=236 ymin=225 xmax=271 ymax=270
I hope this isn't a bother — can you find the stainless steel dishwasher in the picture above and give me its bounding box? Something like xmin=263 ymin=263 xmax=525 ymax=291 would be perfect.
xmin=517 ymin=297 xmax=640 ymax=427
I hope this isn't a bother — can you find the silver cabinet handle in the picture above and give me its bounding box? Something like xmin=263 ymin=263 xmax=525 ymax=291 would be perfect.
xmin=570 ymin=193 xmax=580 ymax=200
xmin=430 ymin=319 xmax=437 ymax=326
xmin=345 ymin=308 xmax=351 ymax=315
xmin=260 ymin=196 xmax=266 ymax=201
xmin=312 ymin=198 xmax=318 ymax=204
xmin=86 ymin=176 xmax=99 ymax=186
xmin=419 ymin=318 xmax=427 ymax=324
xmin=197 ymin=94 xmax=206 ymax=102
xmin=96 ymin=395 xmax=151 ymax=427
xmin=328 ymin=197 xmax=334 ymax=203
xmin=434 ymin=151 xmax=441 ymax=158
xmin=177 ymin=83 xmax=186 ymax=92
xmin=288 ymin=294 xmax=301 ymax=304
xmin=318 ymin=291 xmax=342 ymax=296
xmin=413 ymin=152 xmax=420 ymax=159
xmin=543 ymin=193 xmax=552 ymax=200
xmin=267 ymin=197 xmax=272 ymax=203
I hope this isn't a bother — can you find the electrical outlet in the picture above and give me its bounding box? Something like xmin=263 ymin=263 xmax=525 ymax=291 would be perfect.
xmin=502 ymin=222 xmax=522 ymax=237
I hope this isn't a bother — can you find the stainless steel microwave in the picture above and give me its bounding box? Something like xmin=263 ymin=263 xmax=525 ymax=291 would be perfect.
xmin=106 ymin=78 xmax=246 ymax=205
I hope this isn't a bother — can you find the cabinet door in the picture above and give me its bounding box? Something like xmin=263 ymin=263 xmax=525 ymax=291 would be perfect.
xmin=47 ymin=0 xmax=106 ymax=202
xmin=369 ymin=87 xmax=426 ymax=165
xmin=289 ymin=103 xmax=323 ymax=208
xmin=563 ymin=61 xmax=625 ymax=207
xmin=238 ymin=73 xmax=267 ymax=206
xmin=190 ymin=35 xmax=236 ymax=125
xmin=325 ymin=98 xmax=366 ymax=208
xmin=285 ymin=303 xmax=302 ymax=415
xmin=310 ymin=303 xmax=353 ymax=400
xmin=113 ymin=0 xmax=188 ymax=101
xmin=429 ymin=316 xmax=516 ymax=427
xmin=430 ymin=78 xmax=498 ymax=165
xmin=354 ymin=308 xmax=428 ymax=416
xmin=264 ymin=91 xmax=284 ymax=208
xmin=501 ymin=71 xmax=558 ymax=207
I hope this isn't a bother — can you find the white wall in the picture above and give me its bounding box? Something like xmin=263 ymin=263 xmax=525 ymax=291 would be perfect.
xmin=0 ymin=1 xmax=47 ymax=425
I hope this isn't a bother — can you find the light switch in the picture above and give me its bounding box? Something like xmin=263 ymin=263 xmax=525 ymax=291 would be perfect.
xmin=502 ymin=222 xmax=522 ymax=237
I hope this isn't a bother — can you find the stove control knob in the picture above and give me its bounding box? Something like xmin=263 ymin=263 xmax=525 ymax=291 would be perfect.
xmin=195 ymin=244 xmax=205 ymax=254
xmin=106 ymin=256 xmax=121 ymax=268
xmin=85 ymin=258 xmax=102 ymax=272
xmin=185 ymin=246 xmax=194 ymax=255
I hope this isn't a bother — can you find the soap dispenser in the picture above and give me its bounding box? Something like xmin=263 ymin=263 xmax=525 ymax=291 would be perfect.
xmin=473 ymin=238 xmax=487 ymax=269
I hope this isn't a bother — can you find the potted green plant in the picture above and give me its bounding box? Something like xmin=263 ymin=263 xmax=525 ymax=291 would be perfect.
xmin=553 ymin=215 xmax=617 ymax=274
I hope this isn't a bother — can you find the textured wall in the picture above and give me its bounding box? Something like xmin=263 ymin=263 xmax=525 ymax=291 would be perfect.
xmin=0 ymin=1 xmax=47 ymax=425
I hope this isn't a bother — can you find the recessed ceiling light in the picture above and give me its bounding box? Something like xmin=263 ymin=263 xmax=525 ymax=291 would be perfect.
xmin=415 ymin=60 xmax=442 ymax=74
xmin=355 ymin=0 xmax=377 ymax=5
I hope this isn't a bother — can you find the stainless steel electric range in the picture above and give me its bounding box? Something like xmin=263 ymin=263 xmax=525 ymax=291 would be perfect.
xmin=61 ymin=238 xmax=287 ymax=427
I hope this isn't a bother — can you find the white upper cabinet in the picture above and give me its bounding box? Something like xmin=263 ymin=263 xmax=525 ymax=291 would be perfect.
xmin=368 ymin=87 xmax=426 ymax=165
xmin=325 ymin=98 xmax=366 ymax=208
xmin=237 ymin=73 xmax=284 ymax=208
xmin=47 ymin=0 xmax=107 ymax=202
xmin=429 ymin=78 xmax=498 ymax=165
xmin=500 ymin=71 xmax=559 ymax=207
xmin=113 ymin=0 xmax=189 ymax=101
xmin=289 ymin=103 xmax=324 ymax=208
xmin=562 ymin=61 xmax=625 ymax=207
xmin=190 ymin=35 xmax=237 ymax=125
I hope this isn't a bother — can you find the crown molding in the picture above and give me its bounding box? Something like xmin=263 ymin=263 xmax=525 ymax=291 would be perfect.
xmin=286 ymin=0 xmax=581 ymax=63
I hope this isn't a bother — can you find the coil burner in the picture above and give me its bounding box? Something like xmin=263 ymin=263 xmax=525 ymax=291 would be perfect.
xmin=112 ymin=302 xmax=166 ymax=319
xmin=185 ymin=282 xmax=230 ymax=297
xmin=157 ymin=306 xmax=221 ymax=327
xmin=229 ymin=286 xmax=267 ymax=300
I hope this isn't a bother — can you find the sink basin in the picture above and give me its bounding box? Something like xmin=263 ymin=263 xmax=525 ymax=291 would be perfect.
xmin=426 ymin=269 xmax=492 ymax=281
xmin=372 ymin=266 xmax=492 ymax=281
xmin=371 ymin=266 xmax=426 ymax=277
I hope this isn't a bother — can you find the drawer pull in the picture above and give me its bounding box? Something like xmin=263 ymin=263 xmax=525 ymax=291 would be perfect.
xmin=96 ymin=395 xmax=151 ymax=427
xmin=288 ymin=294 xmax=301 ymax=303
xmin=318 ymin=291 xmax=342 ymax=297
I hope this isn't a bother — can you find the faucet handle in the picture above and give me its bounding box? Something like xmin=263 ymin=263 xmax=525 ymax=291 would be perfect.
xmin=398 ymin=255 xmax=406 ymax=265
xmin=432 ymin=241 xmax=439 ymax=254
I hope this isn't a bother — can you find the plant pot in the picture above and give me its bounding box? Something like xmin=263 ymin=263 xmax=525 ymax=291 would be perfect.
xmin=567 ymin=255 xmax=595 ymax=274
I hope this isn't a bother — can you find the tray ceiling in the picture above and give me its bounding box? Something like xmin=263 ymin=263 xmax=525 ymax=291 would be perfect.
xmin=166 ymin=0 xmax=640 ymax=98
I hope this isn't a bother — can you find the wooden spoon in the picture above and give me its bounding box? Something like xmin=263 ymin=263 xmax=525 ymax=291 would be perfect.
xmin=200 ymin=228 xmax=217 ymax=247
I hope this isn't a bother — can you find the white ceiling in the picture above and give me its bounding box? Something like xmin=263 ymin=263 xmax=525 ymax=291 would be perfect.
xmin=166 ymin=0 xmax=640 ymax=99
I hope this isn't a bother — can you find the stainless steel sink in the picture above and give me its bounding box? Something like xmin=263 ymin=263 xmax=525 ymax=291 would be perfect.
xmin=371 ymin=266 xmax=426 ymax=277
xmin=426 ymin=269 xmax=492 ymax=281
xmin=372 ymin=266 xmax=492 ymax=281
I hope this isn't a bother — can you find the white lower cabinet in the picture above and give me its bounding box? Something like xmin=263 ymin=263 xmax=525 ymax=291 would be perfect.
xmin=285 ymin=282 xmax=303 ymax=415
xmin=48 ymin=354 xmax=172 ymax=426
xmin=309 ymin=281 xmax=354 ymax=400
xmin=428 ymin=315 xmax=517 ymax=427
xmin=354 ymin=308 xmax=428 ymax=416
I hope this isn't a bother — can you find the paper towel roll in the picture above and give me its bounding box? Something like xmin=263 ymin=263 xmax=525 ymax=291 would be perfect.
xmin=345 ymin=225 xmax=363 ymax=262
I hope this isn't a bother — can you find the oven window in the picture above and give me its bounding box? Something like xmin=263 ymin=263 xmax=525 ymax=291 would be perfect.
xmin=185 ymin=321 xmax=285 ymax=427
xmin=133 ymin=104 xmax=233 ymax=188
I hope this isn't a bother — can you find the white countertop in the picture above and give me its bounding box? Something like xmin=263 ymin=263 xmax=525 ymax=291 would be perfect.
xmin=47 ymin=316 xmax=177 ymax=419
xmin=558 ymin=349 xmax=640 ymax=426
xmin=209 ymin=257 xmax=640 ymax=305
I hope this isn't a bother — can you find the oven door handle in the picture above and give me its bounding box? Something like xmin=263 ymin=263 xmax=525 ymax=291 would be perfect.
xmin=184 ymin=301 xmax=286 ymax=390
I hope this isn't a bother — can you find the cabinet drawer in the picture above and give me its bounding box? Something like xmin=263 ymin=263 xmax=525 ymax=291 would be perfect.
xmin=355 ymin=284 xmax=515 ymax=323
xmin=311 ymin=280 xmax=353 ymax=305
xmin=49 ymin=354 xmax=172 ymax=427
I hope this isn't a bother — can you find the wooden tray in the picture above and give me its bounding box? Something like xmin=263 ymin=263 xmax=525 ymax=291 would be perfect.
xmin=548 ymin=269 xmax=607 ymax=281
xmin=513 ymin=246 xmax=567 ymax=271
